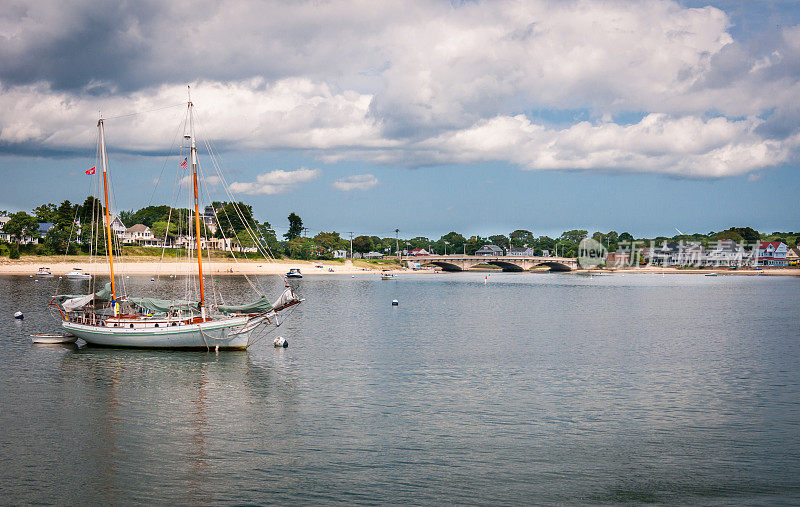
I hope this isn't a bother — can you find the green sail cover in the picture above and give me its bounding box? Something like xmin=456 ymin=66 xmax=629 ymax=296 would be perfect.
xmin=53 ymin=282 xmax=113 ymax=302
xmin=128 ymin=297 xmax=200 ymax=315
xmin=218 ymin=295 xmax=274 ymax=314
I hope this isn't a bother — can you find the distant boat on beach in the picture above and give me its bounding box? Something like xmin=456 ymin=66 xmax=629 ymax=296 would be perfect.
xmin=65 ymin=268 xmax=91 ymax=280
xmin=35 ymin=267 xmax=53 ymax=278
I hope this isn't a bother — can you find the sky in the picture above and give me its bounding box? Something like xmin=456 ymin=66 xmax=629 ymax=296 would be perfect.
xmin=0 ymin=0 xmax=799 ymax=240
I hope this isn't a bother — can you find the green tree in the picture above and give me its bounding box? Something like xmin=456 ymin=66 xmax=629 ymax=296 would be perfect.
xmin=352 ymin=235 xmax=374 ymax=253
xmin=489 ymin=234 xmax=510 ymax=251
xmin=3 ymin=212 xmax=39 ymax=243
xmin=258 ymin=221 xmax=281 ymax=254
xmin=314 ymin=231 xmax=345 ymax=252
xmin=33 ymin=203 xmax=57 ymax=223
xmin=284 ymin=212 xmax=303 ymax=241
xmin=510 ymin=229 xmax=535 ymax=248
xmin=714 ymin=229 xmax=744 ymax=243
xmin=214 ymin=202 xmax=256 ymax=237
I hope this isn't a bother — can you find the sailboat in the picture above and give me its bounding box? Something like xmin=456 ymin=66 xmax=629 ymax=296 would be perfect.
xmin=48 ymin=100 xmax=301 ymax=350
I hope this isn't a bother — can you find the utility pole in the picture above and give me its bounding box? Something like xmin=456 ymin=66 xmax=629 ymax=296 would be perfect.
xmin=347 ymin=231 xmax=354 ymax=259
xmin=395 ymin=228 xmax=400 ymax=259
xmin=302 ymin=227 xmax=309 ymax=238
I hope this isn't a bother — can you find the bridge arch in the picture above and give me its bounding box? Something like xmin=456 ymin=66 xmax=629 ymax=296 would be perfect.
xmin=427 ymin=261 xmax=465 ymax=272
xmin=485 ymin=260 xmax=525 ymax=272
xmin=535 ymin=261 xmax=572 ymax=272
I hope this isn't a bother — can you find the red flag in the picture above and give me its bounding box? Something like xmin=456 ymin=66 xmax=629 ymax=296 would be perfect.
xmin=85 ymin=167 xmax=95 ymax=175
xmin=180 ymin=158 xmax=188 ymax=170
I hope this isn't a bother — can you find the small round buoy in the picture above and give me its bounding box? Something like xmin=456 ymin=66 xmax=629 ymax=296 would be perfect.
xmin=150 ymin=278 xmax=155 ymax=282
xmin=14 ymin=311 xmax=24 ymax=319
xmin=273 ymin=336 xmax=288 ymax=348
xmin=392 ymin=299 xmax=399 ymax=306
xmin=29 ymin=275 xmax=33 ymax=278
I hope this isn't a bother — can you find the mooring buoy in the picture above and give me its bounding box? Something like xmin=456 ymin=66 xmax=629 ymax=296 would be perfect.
xmin=14 ymin=311 xmax=23 ymax=319
xmin=392 ymin=299 xmax=399 ymax=306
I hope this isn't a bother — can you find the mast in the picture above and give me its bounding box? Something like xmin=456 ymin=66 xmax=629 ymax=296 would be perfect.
xmin=188 ymin=102 xmax=206 ymax=316
xmin=98 ymin=119 xmax=117 ymax=302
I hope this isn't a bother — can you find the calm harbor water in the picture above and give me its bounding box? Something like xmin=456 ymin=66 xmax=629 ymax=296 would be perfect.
xmin=1 ymin=272 xmax=799 ymax=504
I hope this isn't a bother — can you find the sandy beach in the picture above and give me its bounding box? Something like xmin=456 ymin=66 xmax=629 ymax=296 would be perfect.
xmin=1 ymin=256 xmax=797 ymax=276
xmin=0 ymin=256 xmax=416 ymax=276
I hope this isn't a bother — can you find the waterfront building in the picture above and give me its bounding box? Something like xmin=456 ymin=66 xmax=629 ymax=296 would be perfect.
xmin=475 ymin=244 xmax=504 ymax=256
xmin=757 ymin=241 xmax=789 ymax=266
xmin=123 ymin=224 xmax=160 ymax=246
xmin=332 ymin=249 xmax=348 ymax=259
xmin=363 ymin=251 xmax=384 ymax=259
xmin=787 ymin=247 xmax=800 ymax=265
xmin=508 ymin=247 xmax=534 ymax=256
xmin=409 ymin=248 xmax=430 ymax=256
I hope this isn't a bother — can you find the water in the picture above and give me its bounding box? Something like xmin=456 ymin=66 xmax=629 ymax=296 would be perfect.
xmin=1 ymin=272 xmax=799 ymax=504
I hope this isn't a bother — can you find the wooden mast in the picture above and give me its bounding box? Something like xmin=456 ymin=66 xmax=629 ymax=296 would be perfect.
xmin=188 ymin=102 xmax=206 ymax=317
xmin=98 ymin=119 xmax=117 ymax=302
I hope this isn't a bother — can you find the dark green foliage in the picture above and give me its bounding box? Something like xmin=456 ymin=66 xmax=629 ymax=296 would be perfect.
xmin=284 ymin=212 xmax=303 ymax=241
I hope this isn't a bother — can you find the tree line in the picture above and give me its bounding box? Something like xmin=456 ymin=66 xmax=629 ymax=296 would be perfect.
xmin=1 ymin=199 xmax=796 ymax=260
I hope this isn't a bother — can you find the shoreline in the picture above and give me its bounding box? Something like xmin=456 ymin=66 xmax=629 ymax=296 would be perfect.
xmin=0 ymin=257 xmax=406 ymax=276
xmin=1 ymin=257 xmax=798 ymax=277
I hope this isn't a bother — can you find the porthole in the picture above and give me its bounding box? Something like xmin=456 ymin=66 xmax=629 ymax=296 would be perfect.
xmin=130 ymin=324 xmax=134 ymax=328
xmin=155 ymin=323 xmax=159 ymax=328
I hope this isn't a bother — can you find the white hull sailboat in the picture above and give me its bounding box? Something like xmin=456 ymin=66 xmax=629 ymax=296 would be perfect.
xmin=49 ymin=98 xmax=301 ymax=350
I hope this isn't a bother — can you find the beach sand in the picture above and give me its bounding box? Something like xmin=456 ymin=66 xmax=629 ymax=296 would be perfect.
xmin=0 ymin=256 xmax=419 ymax=276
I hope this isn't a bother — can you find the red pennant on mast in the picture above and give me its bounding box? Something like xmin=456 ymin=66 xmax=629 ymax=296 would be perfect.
xmin=85 ymin=167 xmax=96 ymax=175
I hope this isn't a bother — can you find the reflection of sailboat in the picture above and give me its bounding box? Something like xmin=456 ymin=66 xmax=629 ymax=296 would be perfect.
xmin=49 ymin=100 xmax=301 ymax=349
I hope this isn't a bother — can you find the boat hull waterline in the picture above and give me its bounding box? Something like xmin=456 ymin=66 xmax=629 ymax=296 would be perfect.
xmin=62 ymin=316 xmax=251 ymax=349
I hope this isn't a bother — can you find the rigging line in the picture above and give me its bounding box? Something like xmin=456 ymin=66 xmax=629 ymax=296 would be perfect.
xmin=192 ymin=110 xmax=275 ymax=262
xmin=102 ymin=102 xmax=185 ymax=121
xmin=198 ymin=165 xmax=262 ymax=297
xmin=147 ymin=106 xmax=188 ymax=208
xmin=156 ymin=113 xmax=188 ymax=281
xmin=203 ymin=135 xmax=275 ymax=262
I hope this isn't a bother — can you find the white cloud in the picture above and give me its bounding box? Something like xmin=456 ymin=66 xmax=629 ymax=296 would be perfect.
xmin=1 ymin=1 xmax=800 ymax=179
xmin=332 ymin=174 xmax=379 ymax=191
xmin=178 ymin=174 xmax=221 ymax=187
xmin=229 ymin=168 xmax=320 ymax=195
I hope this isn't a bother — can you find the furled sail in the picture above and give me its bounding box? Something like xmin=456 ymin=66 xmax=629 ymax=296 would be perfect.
xmin=54 ymin=282 xmax=114 ymax=309
xmin=128 ymin=297 xmax=200 ymax=315
xmin=217 ymin=295 xmax=274 ymax=315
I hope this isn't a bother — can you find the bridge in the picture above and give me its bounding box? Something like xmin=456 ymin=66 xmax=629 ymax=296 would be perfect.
xmin=408 ymin=254 xmax=578 ymax=272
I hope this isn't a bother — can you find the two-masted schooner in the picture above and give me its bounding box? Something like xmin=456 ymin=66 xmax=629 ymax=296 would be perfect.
xmin=49 ymin=100 xmax=301 ymax=349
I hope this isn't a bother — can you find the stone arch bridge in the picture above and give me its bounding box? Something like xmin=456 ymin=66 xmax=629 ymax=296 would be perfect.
xmin=410 ymin=255 xmax=578 ymax=272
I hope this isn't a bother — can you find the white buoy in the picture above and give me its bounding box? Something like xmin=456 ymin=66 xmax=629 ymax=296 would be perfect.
xmin=392 ymin=299 xmax=399 ymax=306
xmin=14 ymin=311 xmax=23 ymax=319
xmin=273 ymin=336 xmax=288 ymax=348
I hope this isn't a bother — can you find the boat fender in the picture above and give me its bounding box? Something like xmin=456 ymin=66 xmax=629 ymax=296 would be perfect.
xmin=14 ymin=311 xmax=23 ymax=319
xmin=273 ymin=336 xmax=288 ymax=348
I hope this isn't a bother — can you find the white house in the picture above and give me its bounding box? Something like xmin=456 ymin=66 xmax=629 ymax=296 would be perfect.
xmin=333 ymin=249 xmax=348 ymax=259
xmin=508 ymin=247 xmax=534 ymax=256
xmin=123 ymin=224 xmax=160 ymax=246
